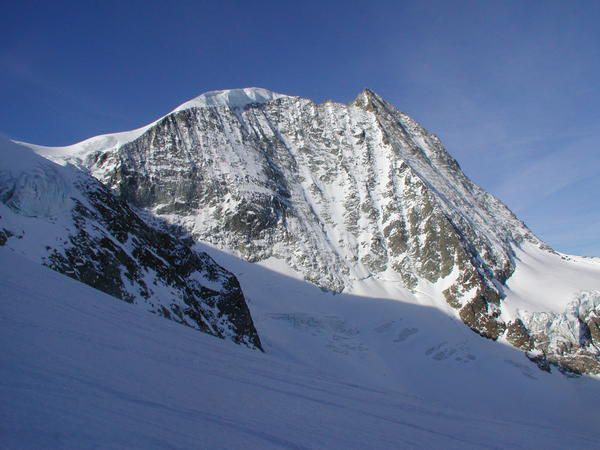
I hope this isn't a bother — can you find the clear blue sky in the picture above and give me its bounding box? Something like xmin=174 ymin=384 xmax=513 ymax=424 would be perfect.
xmin=2 ymin=0 xmax=599 ymax=256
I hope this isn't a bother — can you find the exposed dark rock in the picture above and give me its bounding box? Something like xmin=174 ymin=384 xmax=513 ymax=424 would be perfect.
xmin=0 ymin=227 xmax=13 ymax=246
xmin=553 ymin=353 xmax=600 ymax=375
xmin=459 ymin=296 xmax=505 ymax=340
xmin=587 ymin=315 xmax=600 ymax=347
xmin=526 ymin=353 xmax=552 ymax=373
xmin=506 ymin=319 xmax=533 ymax=351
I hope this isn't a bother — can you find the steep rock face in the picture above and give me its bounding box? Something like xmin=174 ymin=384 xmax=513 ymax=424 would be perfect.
xmin=0 ymin=139 xmax=261 ymax=349
xmin=29 ymin=87 xmax=600 ymax=373
xmin=79 ymin=89 xmax=535 ymax=339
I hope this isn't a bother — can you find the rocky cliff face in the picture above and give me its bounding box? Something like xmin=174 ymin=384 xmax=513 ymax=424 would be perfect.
xmin=78 ymin=89 xmax=532 ymax=337
xmin=28 ymin=87 xmax=600 ymax=374
xmin=0 ymin=139 xmax=261 ymax=349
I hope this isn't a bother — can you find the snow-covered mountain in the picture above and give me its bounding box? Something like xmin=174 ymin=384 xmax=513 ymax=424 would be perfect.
xmin=0 ymin=137 xmax=261 ymax=349
xmin=4 ymin=87 xmax=600 ymax=448
xmin=25 ymin=87 xmax=600 ymax=375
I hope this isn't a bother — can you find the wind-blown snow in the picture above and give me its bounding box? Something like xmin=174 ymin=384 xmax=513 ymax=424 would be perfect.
xmin=2 ymin=248 xmax=600 ymax=449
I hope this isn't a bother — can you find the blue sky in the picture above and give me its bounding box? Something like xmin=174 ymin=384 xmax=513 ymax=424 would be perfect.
xmin=1 ymin=0 xmax=599 ymax=255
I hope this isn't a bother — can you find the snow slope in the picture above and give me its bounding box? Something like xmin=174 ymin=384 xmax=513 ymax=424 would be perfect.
xmin=2 ymin=247 xmax=600 ymax=450
xmin=504 ymin=242 xmax=600 ymax=316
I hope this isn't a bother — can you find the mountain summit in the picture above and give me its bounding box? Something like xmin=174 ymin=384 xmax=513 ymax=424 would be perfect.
xmin=15 ymin=87 xmax=600 ymax=374
xmin=172 ymin=87 xmax=289 ymax=111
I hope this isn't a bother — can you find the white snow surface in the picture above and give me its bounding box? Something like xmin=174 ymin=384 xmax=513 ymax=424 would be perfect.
xmin=173 ymin=87 xmax=288 ymax=111
xmin=25 ymin=125 xmax=156 ymax=166
xmin=2 ymin=247 xmax=600 ymax=450
xmin=503 ymin=242 xmax=600 ymax=316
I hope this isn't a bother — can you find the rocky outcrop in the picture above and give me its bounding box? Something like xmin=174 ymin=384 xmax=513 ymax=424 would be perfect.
xmin=505 ymin=319 xmax=533 ymax=351
xmin=0 ymin=140 xmax=261 ymax=349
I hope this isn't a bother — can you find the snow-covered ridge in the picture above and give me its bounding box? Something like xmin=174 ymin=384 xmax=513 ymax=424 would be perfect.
xmin=172 ymin=87 xmax=289 ymax=111
xmin=25 ymin=87 xmax=290 ymax=167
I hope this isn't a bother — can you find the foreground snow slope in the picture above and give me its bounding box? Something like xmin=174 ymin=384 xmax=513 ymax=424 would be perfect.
xmin=2 ymin=248 xmax=600 ymax=449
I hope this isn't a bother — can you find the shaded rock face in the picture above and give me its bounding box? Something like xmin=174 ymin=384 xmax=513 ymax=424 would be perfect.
xmin=83 ymin=91 xmax=538 ymax=343
xmin=0 ymin=155 xmax=261 ymax=350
